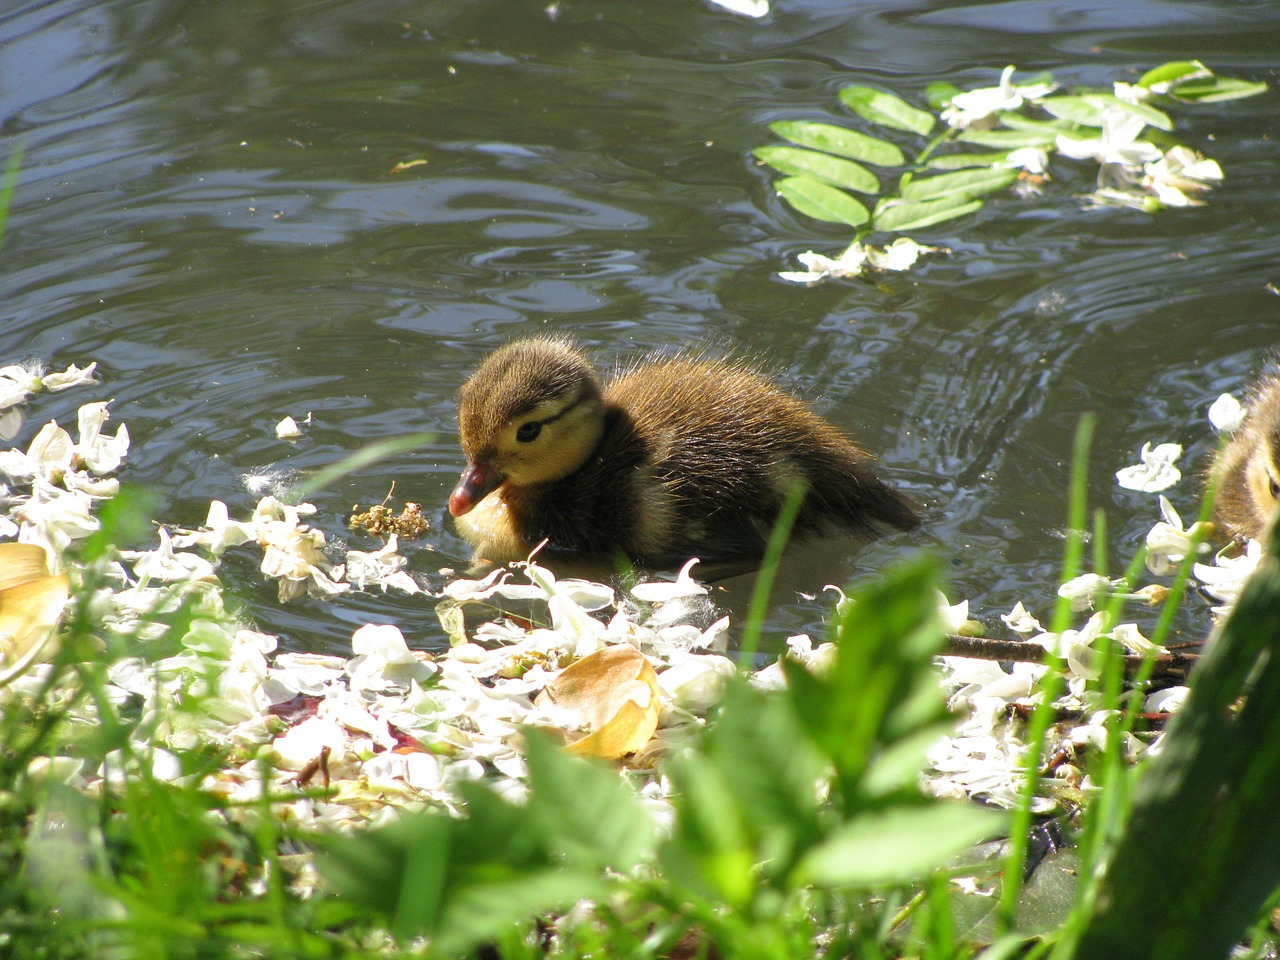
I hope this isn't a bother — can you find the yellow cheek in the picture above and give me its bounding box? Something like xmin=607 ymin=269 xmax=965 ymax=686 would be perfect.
xmin=1246 ymin=456 xmax=1279 ymax=514
xmin=455 ymin=493 xmax=528 ymax=563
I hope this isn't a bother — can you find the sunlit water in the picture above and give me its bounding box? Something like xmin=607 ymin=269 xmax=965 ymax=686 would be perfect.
xmin=3 ymin=0 xmax=1278 ymax=655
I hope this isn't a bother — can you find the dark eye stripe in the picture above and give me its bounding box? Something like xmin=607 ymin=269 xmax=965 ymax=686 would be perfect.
xmin=513 ymin=387 xmax=588 ymax=432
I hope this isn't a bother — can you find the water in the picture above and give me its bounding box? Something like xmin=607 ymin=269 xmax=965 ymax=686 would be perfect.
xmin=3 ymin=0 xmax=1278 ymax=655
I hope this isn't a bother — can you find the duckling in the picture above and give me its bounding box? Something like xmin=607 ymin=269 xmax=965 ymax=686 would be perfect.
xmin=1212 ymin=375 xmax=1280 ymax=542
xmin=448 ymin=336 xmax=920 ymax=566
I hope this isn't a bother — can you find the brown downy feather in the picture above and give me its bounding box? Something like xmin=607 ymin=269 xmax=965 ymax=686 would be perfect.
xmin=1212 ymin=374 xmax=1280 ymax=542
xmin=449 ymin=337 xmax=920 ymax=566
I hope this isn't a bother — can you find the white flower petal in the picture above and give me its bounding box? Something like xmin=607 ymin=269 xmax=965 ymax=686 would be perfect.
xmin=41 ymin=362 xmax=98 ymax=392
xmin=1208 ymin=393 xmax=1245 ymax=433
xmin=276 ymin=416 xmax=302 ymax=440
xmin=1115 ymin=441 xmax=1183 ymax=492
xmin=708 ymin=0 xmax=769 ymax=17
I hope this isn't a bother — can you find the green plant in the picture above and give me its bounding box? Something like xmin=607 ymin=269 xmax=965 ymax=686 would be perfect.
xmin=759 ymin=62 xmax=1266 ymax=282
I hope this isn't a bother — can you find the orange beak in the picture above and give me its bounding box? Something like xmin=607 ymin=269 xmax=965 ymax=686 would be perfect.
xmin=448 ymin=461 xmax=504 ymax=517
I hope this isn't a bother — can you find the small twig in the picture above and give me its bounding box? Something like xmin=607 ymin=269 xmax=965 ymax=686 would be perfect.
xmin=941 ymin=634 xmax=1200 ymax=682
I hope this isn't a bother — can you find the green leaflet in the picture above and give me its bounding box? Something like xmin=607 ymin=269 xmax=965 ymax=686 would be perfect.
xmin=1139 ymin=59 xmax=1210 ymax=88
xmin=753 ymin=146 xmax=881 ymax=194
xmin=1169 ymin=76 xmax=1270 ymax=102
xmin=957 ymin=128 xmax=1057 ymax=148
xmin=900 ymin=167 xmax=1019 ymax=202
xmin=839 ymin=85 xmax=936 ymax=136
xmin=776 ymin=176 xmax=871 ymax=226
xmin=1040 ymin=94 xmax=1172 ymax=131
xmin=925 ymin=150 xmax=1013 ymax=170
xmin=873 ymin=195 xmax=983 ymax=232
xmin=769 ymin=120 xmax=905 ymax=166
xmin=925 ymin=81 xmax=962 ymax=110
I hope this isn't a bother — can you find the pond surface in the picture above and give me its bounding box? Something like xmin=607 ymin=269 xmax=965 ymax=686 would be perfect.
xmin=3 ymin=0 xmax=1279 ymax=656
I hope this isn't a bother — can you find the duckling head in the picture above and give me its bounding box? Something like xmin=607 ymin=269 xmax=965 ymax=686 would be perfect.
xmin=1243 ymin=434 xmax=1280 ymax=511
xmin=1214 ymin=375 xmax=1280 ymax=540
xmin=449 ymin=337 xmax=606 ymax=517
xmin=1230 ymin=415 xmax=1280 ymax=537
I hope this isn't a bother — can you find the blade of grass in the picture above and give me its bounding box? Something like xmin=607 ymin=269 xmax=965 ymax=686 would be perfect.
xmin=293 ymin=432 xmax=435 ymax=497
xmin=0 ymin=142 xmax=23 ymax=251
xmin=737 ymin=481 xmax=806 ymax=665
xmin=998 ymin=414 xmax=1094 ymax=932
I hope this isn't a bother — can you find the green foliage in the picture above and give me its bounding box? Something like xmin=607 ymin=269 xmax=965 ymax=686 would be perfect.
xmin=757 ymin=61 xmax=1267 ymax=253
xmin=319 ymin=731 xmax=654 ymax=953
xmin=17 ymin=459 xmax=1280 ymax=959
xmin=318 ymin=555 xmax=1002 ymax=958
xmin=0 ymin=490 xmax=349 ymax=959
xmin=1069 ymin=519 xmax=1280 ymax=960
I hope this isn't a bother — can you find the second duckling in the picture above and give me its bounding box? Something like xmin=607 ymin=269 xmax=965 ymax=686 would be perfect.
xmin=448 ymin=336 xmax=920 ymax=566
xmin=1212 ymin=374 xmax=1280 ymax=542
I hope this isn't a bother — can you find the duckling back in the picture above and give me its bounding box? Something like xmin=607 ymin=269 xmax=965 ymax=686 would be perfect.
xmin=604 ymin=355 xmax=919 ymax=561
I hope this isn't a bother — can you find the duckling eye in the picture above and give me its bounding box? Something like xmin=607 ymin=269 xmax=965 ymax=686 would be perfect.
xmin=1270 ymin=476 xmax=1280 ymax=500
xmin=515 ymin=421 xmax=542 ymax=443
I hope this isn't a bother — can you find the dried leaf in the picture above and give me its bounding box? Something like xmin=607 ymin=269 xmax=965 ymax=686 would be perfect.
xmin=535 ymin=645 xmax=660 ymax=759
xmin=0 ymin=543 xmax=69 ymax=687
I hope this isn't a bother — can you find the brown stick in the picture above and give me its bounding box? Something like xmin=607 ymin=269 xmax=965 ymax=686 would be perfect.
xmin=941 ymin=634 xmax=1200 ymax=682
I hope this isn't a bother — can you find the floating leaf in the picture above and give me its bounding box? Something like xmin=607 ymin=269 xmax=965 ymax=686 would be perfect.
xmin=957 ymin=128 xmax=1057 ymax=148
xmin=0 ymin=543 xmax=69 ymax=688
xmin=769 ymin=120 xmax=905 ymax=166
xmin=534 ymin=645 xmax=660 ymax=759
xmin=901 ymin=167 xmax=1018 ymax=202
xmin=995 ymin=111 xmax=1076 ymax=134
xmin=1169 ymin=76 xmax=1269 ymax=103
xmin=1038 ymin=95 xmax=1106 ymax=127
xmin=776 ymin=176 xmax=871 ymax=226
xmin=1139 ymin=60 xmax=1210 ymax=89
xmin=873 ymin=195 xmax=983 ymax=233
xmin=925 ymin=82 xmax=962 ymax=110
xmin=1040 ymin=94 xmax=1173 ymax=132
xmin=753 ymin=146 xmax=880 ymax=194
xmin=1114 ymin=98 xmax=1175 ymax=131
xmin=925 ymin=151 xmax=1012 ymax=171
xmin=839 ymin=86 xmax=936 ymax=136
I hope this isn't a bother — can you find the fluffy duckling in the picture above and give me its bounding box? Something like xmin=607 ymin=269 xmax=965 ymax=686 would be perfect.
xmin=1212 ymin=375 xmax=1280 ymax=541
xmin=448 ymin=336 xmax=920 ymax=566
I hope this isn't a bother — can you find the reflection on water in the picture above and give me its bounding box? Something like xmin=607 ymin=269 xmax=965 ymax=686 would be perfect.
xmin=2 ymin=0 xmax=1278 ymax=655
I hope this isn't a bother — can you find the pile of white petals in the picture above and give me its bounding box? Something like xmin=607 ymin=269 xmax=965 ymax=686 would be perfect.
xmin=0 ymin=368 xmax=1255 ymax=844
